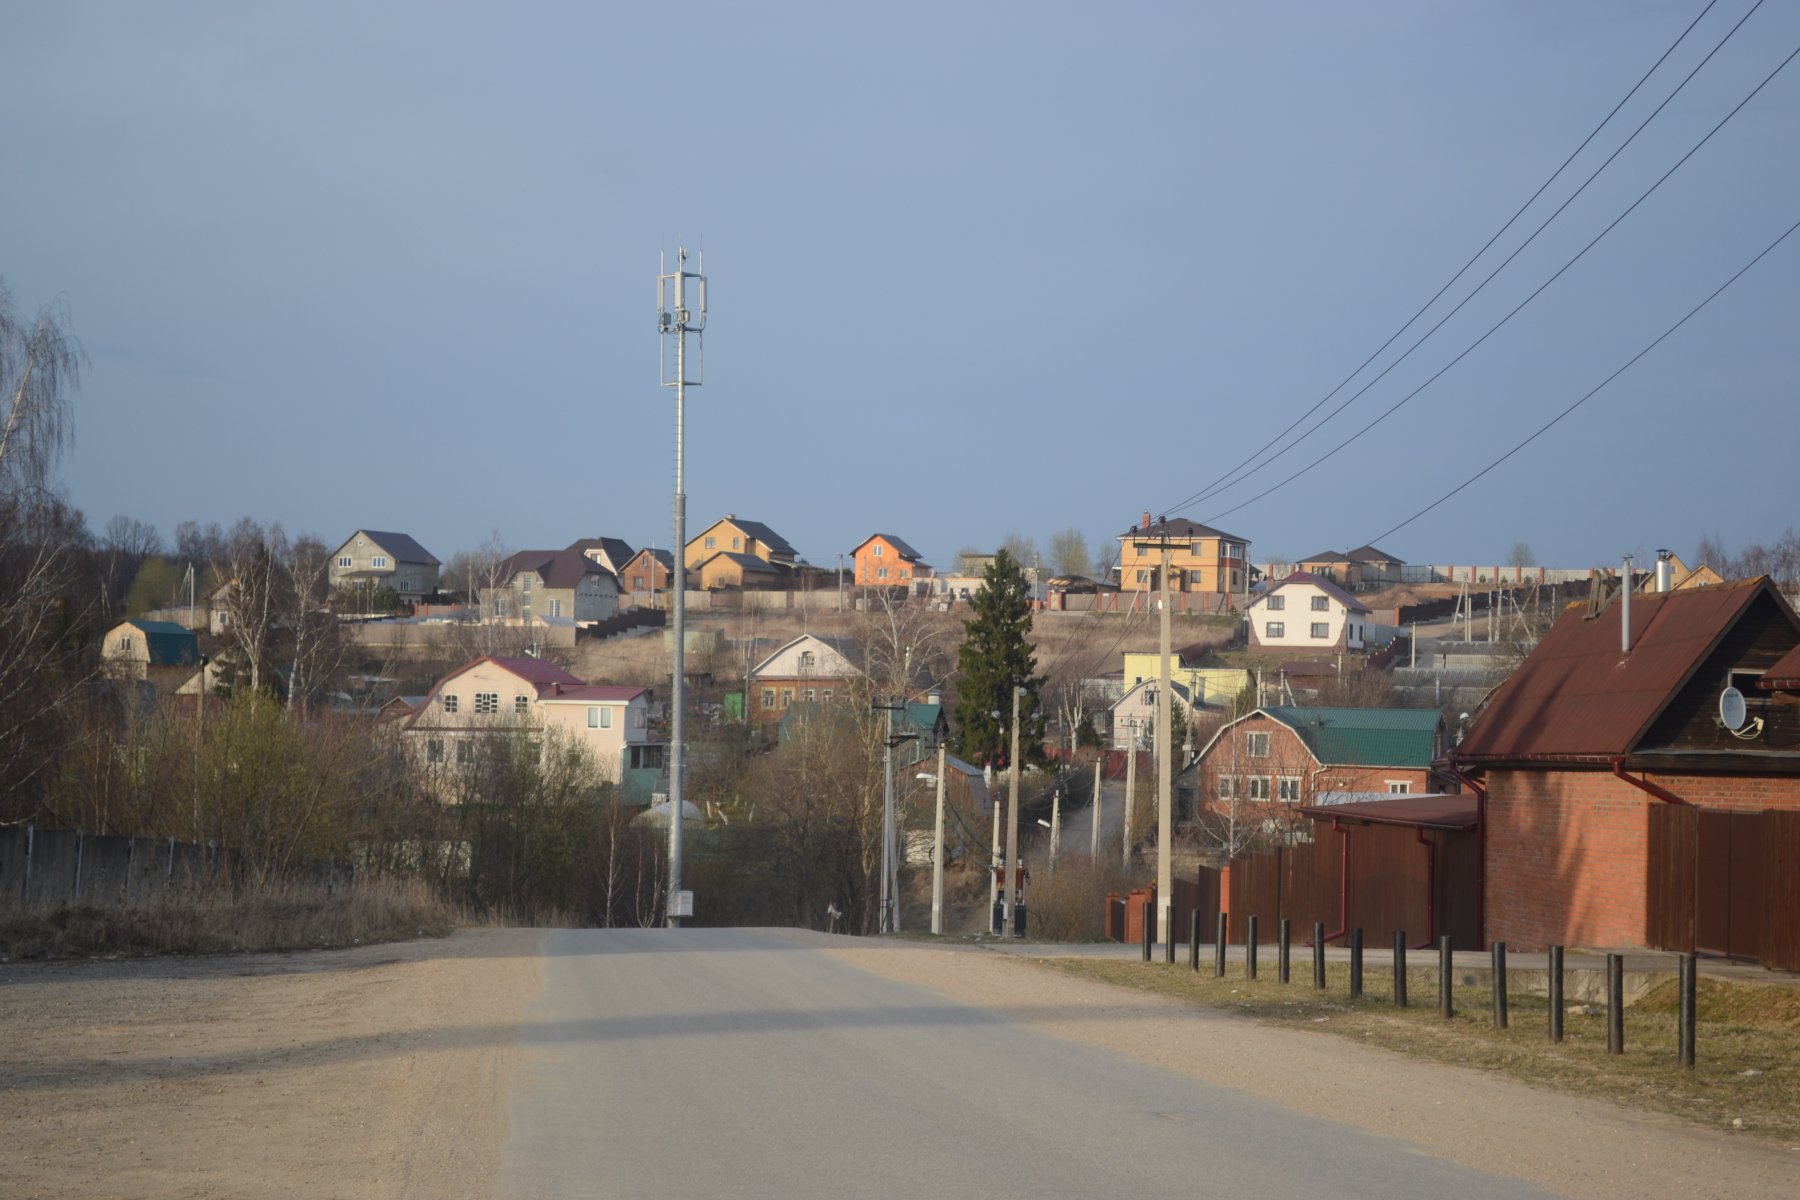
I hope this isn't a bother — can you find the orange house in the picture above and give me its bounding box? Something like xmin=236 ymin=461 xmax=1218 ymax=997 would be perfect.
xmin=850 ymin=533 xmax=931 ymax=586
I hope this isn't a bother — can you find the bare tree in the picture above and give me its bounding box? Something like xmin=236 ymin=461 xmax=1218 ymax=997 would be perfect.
xmin=1047 ymin=528 xmax=1092 ymax=578
xmin=219 ymin=521 xmax=290 ymax=697
xmin=1505 ymin=541 xmax=1534 ymax=568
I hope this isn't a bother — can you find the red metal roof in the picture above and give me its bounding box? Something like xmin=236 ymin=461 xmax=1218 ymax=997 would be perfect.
xmin=1297 ymin=793 xmax=1478 ymax=831
xmin=537 ymin=684 xmax=648 ymax=702
xmin=1758 ymin=643 xmax=1800 ymax=691
xmin=1455 ymin=578 xmax=1783 ymax=762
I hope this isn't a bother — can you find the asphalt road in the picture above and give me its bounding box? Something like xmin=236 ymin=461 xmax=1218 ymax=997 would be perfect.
xmin=496 ymin=928 xmax=1553 ymax=1199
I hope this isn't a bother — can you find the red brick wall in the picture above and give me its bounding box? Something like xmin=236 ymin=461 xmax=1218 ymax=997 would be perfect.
xmin=1192 ymin=713 xmax=1432 ymax=823
xmin=1485 ymin=767 xmax=1800 ymax=951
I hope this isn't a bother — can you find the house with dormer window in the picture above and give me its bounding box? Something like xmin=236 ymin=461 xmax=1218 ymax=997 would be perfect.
xmin=748 ymin=634 xmax=862 ymax=726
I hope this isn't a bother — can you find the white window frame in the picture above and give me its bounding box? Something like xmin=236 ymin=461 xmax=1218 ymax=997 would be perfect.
xmin=599 ymin=707 xmax=613 ymax=728
xmin=1218 ymin=775 xmax=1239 ymax=800
xmin=1278 ymin=776 xmax=1301 ymax=803
xmin=1248 ymin=776 xmax=1271 ymax=801
xmin=441 ymin=693 xmax=459 ymax=714
xmin=1387 ymin=781 xmax=1412 ymax=795
xmin=872 ymin=543 xmax=883 ymax=556
xmin=587 ymin=706 xmax=601 ymax=728
xmin=514 ymin=695 xmax=529 ymax=715
xmin=338 ymin=556 xmax=353 ymax=568
xmin=474 ymin=692 xmax=499 ymax=715
xmin=372 ymin=555 xmax=388 ymax=569
xmin=1247 ymin=731 xmax=1270 ymax=758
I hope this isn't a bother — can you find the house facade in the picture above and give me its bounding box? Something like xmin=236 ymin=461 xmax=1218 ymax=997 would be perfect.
xmin=695 ymin=551 xmax=784 ymax=591
xmin=328 ymin=530 xmax=440 ymax=601
xmin=850 ymin=534 xmax=931 ymax=586
xmin=620 ymin=548 xmax=674 ymax=595
xmin=565 ymin=536 xmax=636 ymax=577
xmin=684 ymin=515 xmax=797 ymax=570
xmin=1243 ymin=573 xmax=1372 ymax=651
xmin=1116 ymin=512 xmax=1250 ymax=599
xmin=749 ymin=634 xmax=862 ymax=725
xmin=404 ymin=656 xmax=656 ymax=787
xmin=1346 ymin=544 xmax=1404 ymax=587
xmin=1293 ymin=552 xmax=1365 ymax=590
xmin=102 ymin=619 xmax=200 ymax=682
xmin=1451 ymin=576 xmax=1800 ymax=963
xmin=483 ymin=550 xmax=621 ymax=622
xmin=1120 ymin=651 xmax=1251 ymax=710
xmin=1191 ymin=706 xmax=1445 ymax=828
xmin=1107 ymin=679 xmax=1201 ymax=752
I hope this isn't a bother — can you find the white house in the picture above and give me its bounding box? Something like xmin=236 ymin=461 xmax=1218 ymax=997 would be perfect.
xmin=1243 ymin=572 xmax=1372 ymax=652
xmin=1107 ymin=678 xmax=1200 ymax=751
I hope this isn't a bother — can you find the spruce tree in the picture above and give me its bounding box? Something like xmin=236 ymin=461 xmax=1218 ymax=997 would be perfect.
xmin=953 ymin=549 xmax=1044 ymax=766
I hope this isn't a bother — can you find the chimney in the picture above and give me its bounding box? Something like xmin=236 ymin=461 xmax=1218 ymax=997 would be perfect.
xmin=1142 ymin=510 xmax=1151 ymax=530
xmin=1655 ymin=548 xmax=1673 ymax=593
xmin=1621 ymin=554 xmax=1634 ymax=654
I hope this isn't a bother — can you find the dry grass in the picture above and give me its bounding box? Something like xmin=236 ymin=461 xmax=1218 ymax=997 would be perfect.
xmin=0 ymin=875 xmax=455 ymax=960
xmin=1043 ymin=957 xmax=1800 ymax=1142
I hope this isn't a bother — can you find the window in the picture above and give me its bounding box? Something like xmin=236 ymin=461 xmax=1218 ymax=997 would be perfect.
xmin=1387 ymin=781 xmax=1412 ymax=795
xmin=474 ymin=692 xmax=499 ymax=715
xmin=761 ymin=688 xmax=776 ymax=710
xmin=872 ymin=544 xmax=883 ymax=556
xmin=631 ymin=575 xmax=643 ymax=590
xmin=821 ymin=689 xmax=833 ymax=702
xmin=630 ymin=744 xmax=666 ymax=770
xmin=1188 ymin=570 xmax=1203 ymax=584
xmin=799 ymin=651 xmax=816 ymax=673
xmin=1278 ymin=776 xmax=1301 ymax=803
xmin=514 ymin=695 xmax=529 ymax=714
xmin=372 ymin=555 xmax=388 ymax=568
xmin=801 ymin=688 xmax=815 ymax=702
xmin=1265 ymin=621 xmax=1285 ymax=639
xmin=1311 ymin=622 xmax=1329 ymax=639
xmin=117 ymin=634 xmax=134 ymax=652
xmin=705 ymin=536 xmax=716 ymax=549
xmin=1136 ymin=569 xmax=1147 ymax=583
xmin=521 ymin=574 xmax=532 ymax=592
xmin=877 ymin=567 xmax=888 ymax=580
xmin=1248 ymin=776 xmax=1271 ymax=800
xmin=1218 ymin=775 xmax=1239 ymax=800
xmin=338 ymin=556 xmax=353 ymax=568
xmin=632 ymin=708 xmax=645 ymax=729
xmin=1267 ymin=595 xmax=1285 ymax=611
xmin=441 ymin=693 xmax=459 ymax=714
xmin=456 ymin=740 xmax=473 ymax=764
xmin=587 ymin=707 xmax=601 ymax=728
xmin=597 ymin=708 xmax=613 ymax=728
xmin=426 ymin=738 xmax=444 ymax=763
xmin=780 ymin=688 xmax=794 ymax=707
xmin=1311 ymin=595 xmax=1329 ymax=612
xmin=1247 ymin=731 xmax=1270 ymax=757
xmin=732 ymin=536 xmax=741 ymax=549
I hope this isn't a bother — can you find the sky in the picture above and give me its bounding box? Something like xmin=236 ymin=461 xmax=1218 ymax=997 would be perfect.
xmin=4 ymin=1 xmax=1797 ymax=576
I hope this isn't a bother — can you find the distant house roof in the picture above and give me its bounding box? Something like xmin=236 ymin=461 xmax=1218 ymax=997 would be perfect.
xmin=851 ymin=533 xmax=926 ymax=562
xmin=566 ymin=537 xmax=635 ymax=572
xmin=1259 ymin=706 xmax=1444 ymax=769
xmin=632 ymin=548 xmax=674 ymax=569
xmin=1297 ymin=550 xmax=1359 ymax=565
xmin=1345 ymin=544 xmax=1404 ymax=566
xmin=1455 ymin=577 xmax=1794 ymax=763
xmin=1758 ymin=643 xmax=1800 ymax=692
xmin=497 ymin=549 xmax=615 ymax=589
xmin=1118 ymin=515 xmax=1247 ymax=544
xmin=537 ymin=684 xmax=650 ymax=704
xmin=1298 ymin=793 xmax=1477 ymax=831
xmin=703 ymin=551 xmax=783 ymax=575
xmin=724 ymin=517 xmax=795 ymax=558
xmin=749 ymin=633 xmax=861 ymax=679
xmin=121 ymin=619 xmax=200 ymax=667
xmin=1249 ymin=572 xmax=1372 ymax=614
xmin=356 ymin=530 xmax=440 ymax=566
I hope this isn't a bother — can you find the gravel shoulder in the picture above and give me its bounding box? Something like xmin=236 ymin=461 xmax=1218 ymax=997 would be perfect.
xmin=808 ymin=935 xmax=1800 ymax=1200
xmin=0 ymin=928 xmax=543 ymax=1200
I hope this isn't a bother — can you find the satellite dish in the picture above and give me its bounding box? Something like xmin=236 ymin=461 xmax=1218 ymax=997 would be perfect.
xmin=1720 ymin=686 xmax=1747 ymax=731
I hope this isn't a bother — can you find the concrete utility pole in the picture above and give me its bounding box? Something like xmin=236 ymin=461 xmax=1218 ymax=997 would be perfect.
xmin=658 ymin=247 xmax=705 ymax=928
xmin=931 ymin=743 xmax=947 ymax=935
xmin=1049 ymin=789 xmax=1061 ymax=875
xmin=881 ymin=703 xmax=895 ymax=934
xmin=1123 ymin=723 xmax=1136 ymax=868
xmin=1156 ymin=538 xmax=1173 ymax=948
xmin=988 ymin=761 xmax=1001 ymax=931
xmin=1091 ymin=758 xmax=1101 ymax=858
xmin=1004 ymin=684 xmax=1023 ymax=937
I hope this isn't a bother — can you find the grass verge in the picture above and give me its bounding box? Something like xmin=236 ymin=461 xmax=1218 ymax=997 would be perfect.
xmin=0 ymin=875 xmax=455 ymax=960
xmin=1042 ymin=957 xmax=1800 ymax=1144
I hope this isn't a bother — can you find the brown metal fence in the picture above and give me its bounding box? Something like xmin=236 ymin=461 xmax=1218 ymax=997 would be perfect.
xmin=1649 ymin=806 xmax=1800 ymax=971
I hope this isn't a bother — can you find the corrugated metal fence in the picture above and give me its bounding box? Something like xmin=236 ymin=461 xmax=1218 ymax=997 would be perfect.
xmin=1648 ymin=806 xmax=1800 ymax=971
xmin=0 ymin=826 xmax=354 ymax=908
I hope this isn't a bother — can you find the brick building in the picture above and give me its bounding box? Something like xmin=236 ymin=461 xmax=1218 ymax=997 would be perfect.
xmin=1452 ymin=576 xmax=1800 ymax=960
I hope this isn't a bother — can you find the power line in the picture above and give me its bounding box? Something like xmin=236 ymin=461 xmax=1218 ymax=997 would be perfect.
xmin=1362 ymin=212 xmax=1800 ymax=548
xmin=1199 ymin=36 xmax=1800 ymax=527
xmin=1157 ymin=0 xmax=1744 ymax=519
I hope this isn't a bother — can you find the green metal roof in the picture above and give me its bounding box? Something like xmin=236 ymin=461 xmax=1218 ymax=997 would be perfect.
xmin=125 ymin=620 xmax=200 ymax=667
xmin=1262 ymin=706 xmax=1443 ymax=768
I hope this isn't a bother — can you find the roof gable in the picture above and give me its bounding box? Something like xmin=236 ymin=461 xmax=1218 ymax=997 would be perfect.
xmin=750 ymin=634 xmax=862 ymax=680
xmin=349 ymin=530 xmax=440 ymax=566
xmin=1456 ymin=578 xmax=1794 ymax=762
xmin=1345 ymin=544 xmax=1403 ymax=565
xmin=1247 ymin=572 xmax=1372 ymax=614
xmin=498 ymin=550 xmax=615 ymax=589
xmin=1117 ymin=515 xmax=1246 ymax=544
xmin=851 ymin=533 xmax=925 ymax=562
xmin=565 ymin=537 xmax=635 ymax=573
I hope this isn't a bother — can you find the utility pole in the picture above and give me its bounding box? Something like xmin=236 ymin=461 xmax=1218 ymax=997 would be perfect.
xmin=1049 ymin=788 xmax=1061 ymax=876
xmin=881 ymin=703 xmax=895 ymax=934
xmin=1004 ymin=684 xmax=1023 ymax=937
xmin=988 ymin=761 xmax=1001 ymax=931
xmin=658 ymin=247 xmax=706 ymax=928
xmin=1123 ymin=722 xmax=1136 ymax=868
xmin=1155 ymin=536 xmax=1174 ymax=948
xmin=931 ymin=742 xmax=946 ymax=935
xmin=1090 ymin=758 xmax=1101 ymax=858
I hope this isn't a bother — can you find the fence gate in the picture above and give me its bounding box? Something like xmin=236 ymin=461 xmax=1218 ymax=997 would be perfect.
xmin=1650 ymin=806 xmax=1796 ymax=967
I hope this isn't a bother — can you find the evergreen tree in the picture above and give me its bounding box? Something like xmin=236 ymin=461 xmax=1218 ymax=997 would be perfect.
xmin=953 ymin=550 xmax=1044 ymax=766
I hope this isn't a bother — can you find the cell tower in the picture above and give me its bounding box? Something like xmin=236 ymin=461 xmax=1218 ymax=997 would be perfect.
xmin=658 ymin=247 xmax=706 ymax=928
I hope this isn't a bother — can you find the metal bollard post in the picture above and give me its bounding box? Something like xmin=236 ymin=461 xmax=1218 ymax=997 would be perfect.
xmin=1606 ymin=954 xmax=1624 ymax=1055
xmin=1278 ymin=918 xmax=1292 ymax=984
xmin=1312 ymin=921 xmax=1326 ymax=990
xmin=1215 ymin=912 xmax=1228 ymax=978
xmin=1141 ymin=901 xmax=1152 ymax=962
xmin=1548 ymin=945 xmax=1564 ymax=1044
xmin=1189 ymin=909 xmax=1200 ymax=972
xmin=1492 ymin=942 xmax=1509 ymax=1029
xmin=1393 ymin=931 xmax=1408 ymax=1008
xmin=1678 ymin=953 xmax=1696 ymax=1070
xmin=1247 ymin=916 xmax=1259 ymax=980
xmin=1349 ymin=928 xmax=1364 ymax=999
xmin=1165 ymin=905 xmax=1176 ymax=965
xmin=1438 ymin=936 xmax=1454 ymax=1019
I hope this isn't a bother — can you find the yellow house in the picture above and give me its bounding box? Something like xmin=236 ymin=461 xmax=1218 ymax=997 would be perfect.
xmin=684 ymin=515 xmax=797 ymax=570
xmin=1121 ymin=651 xmax=1250 ymax=710
xmin=1116 ymin=512 xmax=1249 ymax=598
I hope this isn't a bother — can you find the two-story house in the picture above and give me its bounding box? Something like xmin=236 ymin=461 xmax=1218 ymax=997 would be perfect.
xmin=483 ymin=549 xmax=621 ymax=623
xmin=1116 ymin=512 xmax=1250 ymax=600
xmin=619 ymin=547 xmax=675 ymax=596
xmin=684 ymin=515 xmax=797 ymax=571
xmin=328 ymin=530 xmax=441 ymax=602
xmin=1243 ymin=573 xmax=1372 ymax=651
xmin=102 ymin=618 xmax=200 ymax=683
xmin=850 ymin=534 xmax=932 ymax=587
xmin=1121 ymin=648 xmax=1252 ymax=710
xmin=565 ymin=536 xmax=636 ymax=577
xmin=749 ymin=633 xmax=862 ymax=725
xmin=404 ymin=655 xmax=656 ymax=788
